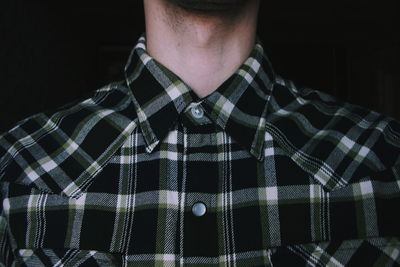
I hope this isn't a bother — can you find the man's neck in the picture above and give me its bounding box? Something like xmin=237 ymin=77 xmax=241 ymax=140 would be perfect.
xmin=143 ymin=0 xmax=260 ymax=98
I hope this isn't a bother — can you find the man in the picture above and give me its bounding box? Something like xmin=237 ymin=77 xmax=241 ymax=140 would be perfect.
xmin=1 ymin=0 xmax=399 ymax=266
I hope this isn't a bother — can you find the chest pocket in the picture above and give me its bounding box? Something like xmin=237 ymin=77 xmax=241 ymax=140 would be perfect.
xmin=1 ymin=153 xmax=162 ymax=261
xmin=16 ymin=248 xmax=121 ymax=267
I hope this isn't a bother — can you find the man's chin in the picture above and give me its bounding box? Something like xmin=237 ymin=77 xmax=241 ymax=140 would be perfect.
xmin=165 ymin=0 xmax=248 ymax=13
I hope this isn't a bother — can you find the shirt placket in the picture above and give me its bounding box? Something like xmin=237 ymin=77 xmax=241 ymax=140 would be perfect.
xmin=178 ymin=103 xmax=224 ymax=265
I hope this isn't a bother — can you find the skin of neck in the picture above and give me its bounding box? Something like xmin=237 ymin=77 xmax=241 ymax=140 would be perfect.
xmin=143 ymin=0 xmax=260 ymax=98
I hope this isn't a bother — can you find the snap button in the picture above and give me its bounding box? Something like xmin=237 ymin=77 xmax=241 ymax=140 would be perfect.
xmin=192 ymin=202 xmax=207 ymax=217
xmin=190 ymin=106 xmax=204 ymax=119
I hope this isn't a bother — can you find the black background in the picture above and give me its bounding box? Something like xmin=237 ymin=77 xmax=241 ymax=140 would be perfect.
xmin=1 ymin=0 xmax=399 ymax=132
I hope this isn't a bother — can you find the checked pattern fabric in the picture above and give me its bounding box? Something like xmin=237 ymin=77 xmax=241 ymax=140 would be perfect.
xmin=1 ymin=34 xmax=400 ymax=266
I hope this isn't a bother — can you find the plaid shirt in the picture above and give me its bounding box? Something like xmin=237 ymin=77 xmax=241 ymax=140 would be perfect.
xmin=1 ymin=34 xmax=400 ymax=267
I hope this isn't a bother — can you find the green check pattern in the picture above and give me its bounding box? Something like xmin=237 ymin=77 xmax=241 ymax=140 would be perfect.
xmin=1 ymin=34 xmax=400 ymax=266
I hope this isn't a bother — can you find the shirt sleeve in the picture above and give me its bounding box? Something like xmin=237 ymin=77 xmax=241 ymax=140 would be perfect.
xmin=0 ymin=131 xmax=15 ymax=266
xmin=0 ymin=197 xmax=14 ymax=266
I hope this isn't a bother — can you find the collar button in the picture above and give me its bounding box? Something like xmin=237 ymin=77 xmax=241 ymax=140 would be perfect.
xmin=191 ymin=106 xmax=204 ymax=119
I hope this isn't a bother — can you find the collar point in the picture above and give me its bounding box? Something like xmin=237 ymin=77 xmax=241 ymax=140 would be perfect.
xmin=145 ymin=140 xmax=160 ymax=154
xmin=250 ymin=147 xmax=265 ymax=162
xmin=255 ymin=153 xmax=265 ymax=162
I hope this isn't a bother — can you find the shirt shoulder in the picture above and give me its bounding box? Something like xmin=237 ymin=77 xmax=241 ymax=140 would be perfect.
xmin=0 ymin=80 xmax=138 ymax=198
xmin=267 ymin=76 xmax=400 ymax=190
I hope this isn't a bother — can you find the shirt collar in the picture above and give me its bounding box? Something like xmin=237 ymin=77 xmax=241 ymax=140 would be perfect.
xmin=124 ymin=34 xmax=276 ymax=160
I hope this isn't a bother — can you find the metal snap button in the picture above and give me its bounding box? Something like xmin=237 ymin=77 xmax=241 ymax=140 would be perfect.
xmin=191 ymin=106 xmax=204 ymax=119
xmin=192 ymin=202 xmax=207 ymax=217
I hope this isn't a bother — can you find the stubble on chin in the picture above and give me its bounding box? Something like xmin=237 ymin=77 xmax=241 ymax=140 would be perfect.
xmin=163 ymin=0 xmax=249 ymax=19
